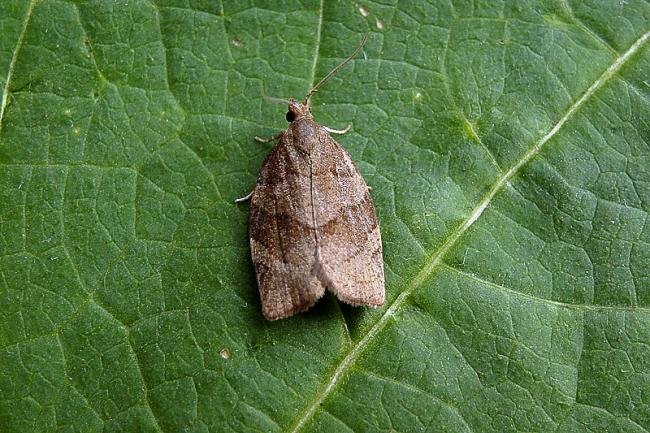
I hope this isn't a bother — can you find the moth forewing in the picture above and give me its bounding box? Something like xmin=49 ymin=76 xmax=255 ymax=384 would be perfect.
xmin=239 ymin=36 xmax=384 ymax=320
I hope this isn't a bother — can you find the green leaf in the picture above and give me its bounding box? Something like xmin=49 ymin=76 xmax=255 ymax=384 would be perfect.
xmin=1 ymin=1 xmax=649 ymax=432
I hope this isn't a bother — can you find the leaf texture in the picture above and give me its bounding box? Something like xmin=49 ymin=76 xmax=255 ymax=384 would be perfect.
xmin=0 ymin=1 xmax=649 ymax=432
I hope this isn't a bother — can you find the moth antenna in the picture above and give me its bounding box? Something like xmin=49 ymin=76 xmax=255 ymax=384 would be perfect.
xmin=261 ymin=91 xmax=292 ymax=105
xmin=303 ymin=34 xmax=368 ymax=105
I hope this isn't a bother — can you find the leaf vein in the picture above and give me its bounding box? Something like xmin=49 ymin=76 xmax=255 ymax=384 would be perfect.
xmin=0 ymin=0 xmax=37 ymax=133
xmin=89 ymin=299 xmax=166 ymax=433
xmin=444 ymin=264 xmax=650 ymax=313
xmin=284 ymin=29 xmax=650 ymax=433
xmin=561 ymin=0 xmax=619 ymax=56
xmin=359 ymin=368 xmax=473 ymax=433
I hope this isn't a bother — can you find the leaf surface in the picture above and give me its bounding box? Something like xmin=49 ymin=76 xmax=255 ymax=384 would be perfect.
xmin=1 ymin=1 xmax=649 ymax=432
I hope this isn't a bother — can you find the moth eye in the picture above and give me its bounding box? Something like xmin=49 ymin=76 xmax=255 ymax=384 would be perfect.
xmin=285 ymin=111 xmax=296 ymax=122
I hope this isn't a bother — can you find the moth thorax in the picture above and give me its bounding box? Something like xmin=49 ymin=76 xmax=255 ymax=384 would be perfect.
xmin=290 ymin=119 xmax=318 ymax=154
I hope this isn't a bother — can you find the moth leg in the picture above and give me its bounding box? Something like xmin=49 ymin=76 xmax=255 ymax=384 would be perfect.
xmin=234 ymin=191 xmax=253 ymax=203
xmin=255 ymin=132 xmax=283 ymax=143
xmin=324 ymin=124 xmax=352 ymax=135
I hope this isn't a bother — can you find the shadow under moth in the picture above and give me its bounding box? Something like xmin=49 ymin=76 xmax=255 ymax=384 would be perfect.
xmin=237 ymin=35 xmax=384 ymax=320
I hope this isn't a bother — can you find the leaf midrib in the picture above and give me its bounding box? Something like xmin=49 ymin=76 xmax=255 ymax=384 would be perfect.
xmin=286 ymin=29 xmax=650 ymax=433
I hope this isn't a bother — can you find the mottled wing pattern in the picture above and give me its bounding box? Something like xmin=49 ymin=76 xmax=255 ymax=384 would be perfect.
xmin=249 ymin=118 xmax=384 ymax=320
xmin=309 ymin=126 xmax=385 ymax=307
xmin=249 ymin=132 xmax=325 ymax=320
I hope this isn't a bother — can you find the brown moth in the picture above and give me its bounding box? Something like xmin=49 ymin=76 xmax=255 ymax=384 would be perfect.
xmin=237 ymin=36 xmax=384 ymax=320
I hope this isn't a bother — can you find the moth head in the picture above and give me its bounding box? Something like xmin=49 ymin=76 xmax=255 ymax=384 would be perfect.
xmin=286 ymin=98 xmax=311 ymax=123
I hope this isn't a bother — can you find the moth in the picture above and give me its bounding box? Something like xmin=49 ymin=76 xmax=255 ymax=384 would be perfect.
xmin=237 ymin=36 xmax=384 ymax=320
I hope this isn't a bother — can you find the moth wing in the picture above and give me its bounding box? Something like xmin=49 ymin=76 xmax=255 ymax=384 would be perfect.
xmin=312 ymin=130 xmax=385 ymax=307
xmin=249 ymin=140 xmax=326 ymax=320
